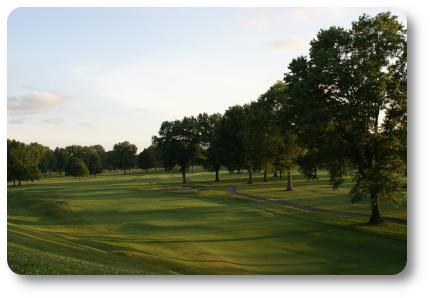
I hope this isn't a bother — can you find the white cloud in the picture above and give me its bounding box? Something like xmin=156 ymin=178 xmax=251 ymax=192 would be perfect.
xmin=7 ymin=91 xmax=73 ymax=115
xmin=80 ymin=122 xmax=91 ymax=126
xmin=42 ymin=118 xmax=64 ymax=124
xmin=268 ymin=37 xmax=310 ymax=52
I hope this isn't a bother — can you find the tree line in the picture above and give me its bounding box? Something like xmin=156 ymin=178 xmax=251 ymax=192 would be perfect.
xmin=151 ymin=12 xmax=407 ymax=223
xmin=7 ymin=140 xmax=143 ymax=184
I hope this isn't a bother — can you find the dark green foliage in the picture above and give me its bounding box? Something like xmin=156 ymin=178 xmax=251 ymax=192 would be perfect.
xmin=65 ymin=157 xmax=89 ymax=179
xmin=91 ymin=145 xmax=107 ymax=169
xmin=152 ymin=116 xmax=200 ymax=183
xmin=215 ymin=105 xmax=251 ymax=182
xmin=198 ymin=112 xmax=223 ymax=181
xmin=88 ymin=153 xmax=103 ymax=177
xmin=54 ymin=147 xmax=69 ymax=175
xmin=112 ymin=141 xmax=138 ymax=175
xmin=46 ymin=148 xmax=57 ymax=175
xmin=283 ymin=12 xmax=407 ymax=223
xmin=38 ymin=148 xmax=50 ymax=178
xmin=147 ymin=145 xmax=162 ymax=170
xmin=8 ymin=142 xmax=44 ymax=185
xmin=137 ymin=149 xmax=152 ymax=172
xmin=7 ymin=139 xmax=26 ymax=185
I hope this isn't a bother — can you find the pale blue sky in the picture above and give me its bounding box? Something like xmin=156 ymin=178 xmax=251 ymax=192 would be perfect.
xmin=7 ymin=7 xmax=407 ymax=152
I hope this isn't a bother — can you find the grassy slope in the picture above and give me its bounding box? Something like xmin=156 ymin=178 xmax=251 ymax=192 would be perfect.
xmin=7 ymin=168 xmax=407 ymax=275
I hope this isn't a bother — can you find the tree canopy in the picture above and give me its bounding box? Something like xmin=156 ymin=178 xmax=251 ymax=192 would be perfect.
xmin=112 ymin=141 xmax=138 ymax=175
xmin=88 ymin=153 xmax=103 ymax=177
xmin=152 ymin=116 xmax=200 ymax=183
xmin=283 ymin=12 xmax=407 ymax=223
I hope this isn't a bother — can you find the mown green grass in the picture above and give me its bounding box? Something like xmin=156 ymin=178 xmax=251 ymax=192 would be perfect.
xmin=7 ymin=168 xmax=407 ymax=275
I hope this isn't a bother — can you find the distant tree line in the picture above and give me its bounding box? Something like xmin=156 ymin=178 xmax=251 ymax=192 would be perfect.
xmin=151 ymin=12 xmax=407 ymax=223
xmin=7 ymin=140 xmax=141 ymax=184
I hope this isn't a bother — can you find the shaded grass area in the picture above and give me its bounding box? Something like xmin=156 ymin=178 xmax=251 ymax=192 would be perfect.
xmin=191 ymin=169 xmax=407 ymax=221
xmin=8 ymin=168 xmax=407 ymax=275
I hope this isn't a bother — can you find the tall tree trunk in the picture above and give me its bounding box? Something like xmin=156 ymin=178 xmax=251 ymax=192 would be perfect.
xmin=215 ymin=169 xmax=219 ymax=181
xmin=314 ymin=167 xmax=318 ymax=179
xmin=19 ymin=180 xmax=21 ymax=186
xmin=50 ymin=171 xmax=52 ymax=175
xmin=280 ymin=170 xmax=283 ymax=178
xmin=182 ymin=168 xmax=186 ymax=183
xmin=263 ymin=170 xmax=267 ymax=182
xmin=248 ymin=168 xmax=253 ymax=184
xmin=286 ymin=166 xmax=293 ymax=191
xmin=274 ymin=171 xmax=278 ymax=177
xmin=369 ymin=191 xmax=384 ymax=223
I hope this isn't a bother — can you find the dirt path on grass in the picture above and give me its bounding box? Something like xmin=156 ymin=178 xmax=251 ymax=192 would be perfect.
xmin=178 ymin=177 xmax=406 ymax=225
xmin=226 ymin=186 xmax=407 ymax=226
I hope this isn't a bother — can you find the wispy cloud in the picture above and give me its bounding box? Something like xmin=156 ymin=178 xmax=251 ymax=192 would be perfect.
xmin=42 ymin=118 xmax=63 ymax=124
xmin=268 ymin=36 xmax=310 ymax=52
xmin=7 ymin=91 xmax=73 ymax=115
xmin=22 ymin=85 xmax=43 ymax=92
xmin=80 ymin=122 xmax=91 ymax=126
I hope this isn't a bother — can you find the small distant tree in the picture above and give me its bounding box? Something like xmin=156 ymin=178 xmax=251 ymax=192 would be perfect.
xmin=88 ymin=153 xmax=103 ymax=177
xmin=65 ymin=157 xmax=83 ymax=177
xmin=71 ymin=160 xmax=89 ymax=180
xmin=108 ymin=165 xmax=113 ymax=172
xmin=112 ymin=141 xmax=138 ymax=175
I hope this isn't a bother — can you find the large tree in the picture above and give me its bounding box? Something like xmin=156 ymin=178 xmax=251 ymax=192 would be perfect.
xmin=112 ymin=141 xmax=138 ymax=175
xmin=152 ymin=116 xmax=200 ymax=183
xmin=283 ymin=12 xmax=407 ymax=223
